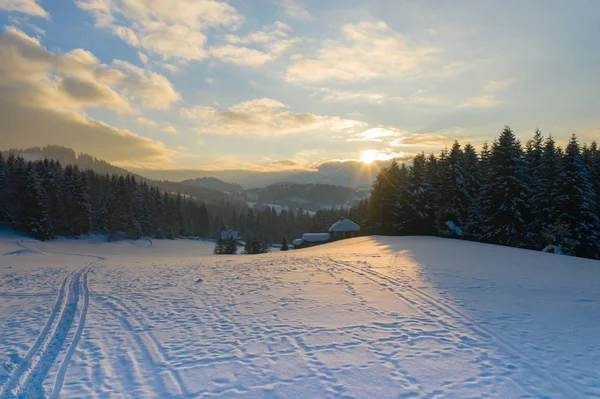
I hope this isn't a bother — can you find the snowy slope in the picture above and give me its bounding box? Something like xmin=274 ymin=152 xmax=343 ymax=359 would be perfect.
xmin=0 ymin=234 xmax=599 ymax=398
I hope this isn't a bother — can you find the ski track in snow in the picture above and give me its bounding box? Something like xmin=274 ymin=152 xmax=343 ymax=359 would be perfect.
xmin=0 ymin=240 xmax=101 ymax=399
xmin=1 ymin=235 xmax=599 ymax=398
xmin=0 ymin=263 xmax=94 ymax=399
xmin=325 ymin=255 xmax=581 ymax=398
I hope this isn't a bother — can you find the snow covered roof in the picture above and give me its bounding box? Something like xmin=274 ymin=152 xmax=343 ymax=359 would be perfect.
xmin=328 ymin=217 xmax=360 ymax=232
xmin=292 ymin=239 xmax=304 ymax=246
xmin=221 ymin=231 xmax=240 ymax=240
xmin=302 ymin=233 xmax=331 ymax=242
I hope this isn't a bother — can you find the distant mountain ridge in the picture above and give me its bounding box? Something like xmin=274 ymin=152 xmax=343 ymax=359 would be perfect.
xmin=181 ymin=177 xmax=243 ymax=193
xmin=2 ymin=146 xmax=236 ymax=204
xmin=130 ymin=161 xmax=385 ymax=189
xmin=2 ymin=145 xmax=378 ymax=212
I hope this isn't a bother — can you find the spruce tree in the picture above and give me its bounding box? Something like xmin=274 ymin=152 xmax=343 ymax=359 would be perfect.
xmin=403 ymin=153 xmax=434 ymax=235
xmin=481 ymin=127 xmax=530 ymax=246
xmin=20 ymin=167 xmax=53 ymax=240
xmin=370 ymin=160 xmax=403 ymax=235
xmin=537 ymin=135 xmax=563 ymax=239
xmin=554 ymin=135 xmax=600 ymax=258
xmin=437 ymin=142 xmax=468 ymax=236
xmin=524 ymin=129 xmax=545 ymax=246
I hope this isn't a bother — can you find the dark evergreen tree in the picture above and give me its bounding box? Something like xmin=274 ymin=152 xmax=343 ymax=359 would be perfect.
xmin=281 ymin=236 xmax=289 ymax=251
xmin=537 ymin=135 xmax=563 ymax=241
xmin=481 ymin=127 xmax=530 ymax=246
xmin=524 ymin=129 xmax=545 ymax=246
xmin=402 ymin=153 xmax=434 ymax=235
xmin=553 ymin=135 xmax=600 ymax=258
xmin=437 ymin=142 xmax=468 ymax=236
xmin=19 ymin=166 xmax=53 ymax=240
xmin=369 ymin=161 xmax=402 ymax=235
xmin=214 ymin=237 xmax=226 ymax=255
xmin=392 ymin=162 xmax=411 ymax=234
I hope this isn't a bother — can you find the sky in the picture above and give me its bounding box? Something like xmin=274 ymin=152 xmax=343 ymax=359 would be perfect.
xmin=1 ymin=0 xmax=599 ymax=174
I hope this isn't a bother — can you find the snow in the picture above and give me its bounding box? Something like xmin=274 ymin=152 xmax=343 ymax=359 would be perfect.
xmin=301 ymin=233 xmax=330 ymax=242
xmin=445 ymin=220 xmax=464 ymax=237
xmin=1 ymin=233 xmax=599 ymax=398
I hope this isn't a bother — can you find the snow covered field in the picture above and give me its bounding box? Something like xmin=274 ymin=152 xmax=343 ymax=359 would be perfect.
xmin=0 ymin=233 xmax=599 ymax=398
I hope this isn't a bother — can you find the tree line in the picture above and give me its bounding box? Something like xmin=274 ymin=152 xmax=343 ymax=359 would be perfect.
xmin=0 ymin=154 xmax=320 ymax=243
xmin=369 ymin=127 xmax=600 ymax=259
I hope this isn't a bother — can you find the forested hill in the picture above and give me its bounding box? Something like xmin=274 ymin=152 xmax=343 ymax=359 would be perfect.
xmin=2 ymin=146 xmax=235 ymax=204
xmin=181 ymin=177 xmax=243 ymax=193
xmin=368 ymin=127 xmax=600 ymax=260
xmin=242 ymin=183 xmax=369 ymax=212
xmin=0 ymin=153 xmax=361 ymax=243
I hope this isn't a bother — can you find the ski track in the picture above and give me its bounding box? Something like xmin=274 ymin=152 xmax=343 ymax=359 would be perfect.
xmin=0 ymin=240 xmax=101 ymax=399
xmin=92 ymin=293 xmax=190 ymax=398
xmin=0 ymin=264 xmax=93 ymax=399
xmin=2 ymin=236 xmax=598 ymax=398
xmin=49 ymin=267 xmax=90 ymax=399
xmin=326 ymin=255 xmax=583 ymax=398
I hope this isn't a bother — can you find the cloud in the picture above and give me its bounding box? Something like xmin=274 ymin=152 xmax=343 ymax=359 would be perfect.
xmin=212 ymin=21 xmax=300 ymax=66
xmin=75 ymin=0 xmax=243 ymax=61
xmin=138 ymin=51 xmax=149 ymax=65
xmin=275 ymin=0 xmax=311 ymax=20
xmin=359 ymin=148 xmax=407 ymax=162
xmin=316 ymin=88 xmax=393 ymax=104
xmin=270 ymin=159 xmax=298 ymax=166
xmin=286 ymin=21 xmax=438 ymax=83
xmin=0 ymin=26 xmax=175 ymax=167
xmin=314 ymin=88 xmax=438 ymax=105
xmin=0 ymin=27 xmax=180 ymax=112
xmin=458 ymin=94 xmax=501 ymax=108
xmin=111 ymin=60 xmax=180 ymax=109
xmin=223 ymin=21 xmax=290 ymax=45
xmin=181 ymin=97 xmax=367 ymax=136
xmin=483 ymin=79 xmax=514 ymax=92
xmin=0 ymin=97 xmax=174 ymax=167
xmin=135 ymin=117 xmax=177 ymax=134
xmin=205 ymin=77 xmax=216 ymax=85
xmin=0 ymin=0 xmax=48 ymax=18
xmin=162 ymin=62 xmax=178 ymax=72
xmin=210 ymin=45 xmax=273 ymax=67
xmin=57 ymin=76 xmax=134 ymax=113
xmin=349 ymin=127 xmax=405 ymax=142
xmin=389 ymin=129 xmax=487 ymax=148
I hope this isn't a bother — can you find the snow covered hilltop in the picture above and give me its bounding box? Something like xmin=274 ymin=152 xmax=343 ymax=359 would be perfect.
xmin=1 ymin=233 xmax=599 ymax=398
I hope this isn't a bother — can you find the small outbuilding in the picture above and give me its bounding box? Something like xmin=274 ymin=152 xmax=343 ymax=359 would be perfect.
xmin=220 ymin=230 xmax=241 ymax=242
xmin=293 ymin=233 xmax=331 ymax=249
xmin=328 ymin=217 xmax=360 ymax=240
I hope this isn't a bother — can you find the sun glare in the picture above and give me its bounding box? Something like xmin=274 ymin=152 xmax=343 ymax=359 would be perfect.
xmin=360 ymin=150 xmax=378 ymax=164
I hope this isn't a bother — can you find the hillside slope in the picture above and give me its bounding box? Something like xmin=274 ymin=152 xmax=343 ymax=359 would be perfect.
xmin=0 ymin=235 xmax=598 ymax=398
xmin=181 ymin=177 xmax=243 ymax=193
xmin=3 ymin=146 xmax=234 ymax=204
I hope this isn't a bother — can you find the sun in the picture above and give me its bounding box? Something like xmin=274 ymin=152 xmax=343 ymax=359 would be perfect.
xmin=360 ymin=150 xmax=378 ymax=164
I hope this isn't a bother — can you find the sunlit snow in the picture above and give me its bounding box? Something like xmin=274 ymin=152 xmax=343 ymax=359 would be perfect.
xmin=0 ymin=232 xmax=599 ymax=398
